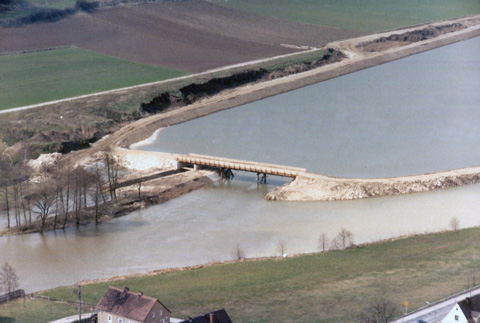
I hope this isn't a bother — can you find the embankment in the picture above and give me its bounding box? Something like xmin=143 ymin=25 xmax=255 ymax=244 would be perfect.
xmin=105 ymin=15 xmax=480 ymax=149
xmin=266 ymin=166 xmax=480 ymax=201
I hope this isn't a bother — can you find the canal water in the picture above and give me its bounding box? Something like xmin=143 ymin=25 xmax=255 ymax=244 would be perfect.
xmin=1 ymin=37 xmax=479 ymax=293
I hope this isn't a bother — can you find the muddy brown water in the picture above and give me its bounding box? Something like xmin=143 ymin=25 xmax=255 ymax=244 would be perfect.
xmin=1 ymin=37 xmax=479 ymax=293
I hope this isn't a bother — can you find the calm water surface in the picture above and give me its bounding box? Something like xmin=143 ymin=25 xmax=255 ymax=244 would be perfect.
xmin=1 ymin=37 xmax=479 ymax=293
xmin=141 ymin=37 xmax=480 ymax=178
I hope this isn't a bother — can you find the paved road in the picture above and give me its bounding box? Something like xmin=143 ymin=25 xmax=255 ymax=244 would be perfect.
xmin=49 ymin=312 xmax=94 ymax=323
xmin=393 ymin=287 xmax=480 ymax=323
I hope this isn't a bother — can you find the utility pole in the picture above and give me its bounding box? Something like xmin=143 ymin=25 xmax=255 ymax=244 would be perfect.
xmin=74 ymin=285 xmax=81 ymax=322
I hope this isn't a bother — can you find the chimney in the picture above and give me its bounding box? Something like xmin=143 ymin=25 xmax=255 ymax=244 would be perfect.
xmin=124 ymin=287 xmax=129 ymax=293
xmin=209 ymin=313 xmax=215 ymax=323
xmin=138 ymin=291 xmax=143 ymax=297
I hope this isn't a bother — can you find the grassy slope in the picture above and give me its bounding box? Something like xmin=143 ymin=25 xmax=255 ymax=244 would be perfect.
xmin=0 ymin=47 xmax=187 ymax=110
xmin=0 ymin=227 xmax=475 ymax=322
xmin=212 ymin=0 xmax=480 ymax=33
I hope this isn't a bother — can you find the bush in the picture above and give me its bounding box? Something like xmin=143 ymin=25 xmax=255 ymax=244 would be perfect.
xmin=17 ymin=7 xmax=77 ymax=25
xmin=75 ymin=0 xmax=99 ymax=13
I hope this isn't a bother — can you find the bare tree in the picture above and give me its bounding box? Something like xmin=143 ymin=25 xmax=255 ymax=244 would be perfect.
xmin=318 ymin=232 xmax=329 ymax=252
xmin=334 ymin=228 xmax=354 ymax=249
xmin=104 ymin=150 xmax=120 ymax=200
xmin=358 ymin=299 xmax=400 ymax=323
xmin=233 ymin=244 xmax=245 ymax=261
xmin=71 ymin=166 xmax=91 ymax=226
xmin=277 ymin=240 xmax=287 ymax=257
xmin=89 ymin=166 xmax=106 ymax=225
xmin=62 ymin=165 xmax=72 ymax=230
xmin=338 ymin=228 xmax=353 ymax=248
xmin=0 ymin=262 xmax=19 ymax=294
xmin=450 ymin=217 xmax=460 ymax=231
xmin=0 ymin=159 xmax=12 ymax=229
xmin=31 ymin=181 xmax=56 ymax=234
xmin=135 ymin=181 xmax=142 ymax=199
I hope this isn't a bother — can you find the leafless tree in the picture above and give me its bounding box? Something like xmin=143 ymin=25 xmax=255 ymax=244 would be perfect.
xmin=233 ymin=244 xmax=245 ymax=261
xmin=17 ymin=162 xmax=32 ymax=226
xmin=31 ymin=180 xmax=56 ymax=233
xmin=450 ymin=217 xmax=460 ymax=231
xmin=358 ymin=299 xmax=400 ymax=323
xmin=71 ymin=166 xmax=91 ymax=226
xmin=104 ymin=150 xmax=121 ymax=200
xmin=331 ymin=236 xmax=342 ymax=250
xmin=135 ymin=181 xmax=142 ymax=199
xmin=0 ymin=262 xmax=19 ymax=294
xmin=0 ymin=159 xmax=12 ymax=229
xmin=89 ymin=165 xmax=106 ymax=225
xmin=338 ymin=228 xmax=354 ymax=248
xmin=61 ymin=165 xmax=72 ymax=230
xmin=318 ymin=232 xmax=329 ymax=252
xmin=277 ymin=240 xmax=287 ymax=257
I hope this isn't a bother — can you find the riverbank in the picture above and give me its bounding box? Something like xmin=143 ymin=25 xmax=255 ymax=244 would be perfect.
xmin=99 ymin=15 xmax=480 ymax=149
xmin=4 ymin=226 xmax=479 ymax=322
xmin=267 ymin=166 xmax=480 ymax=201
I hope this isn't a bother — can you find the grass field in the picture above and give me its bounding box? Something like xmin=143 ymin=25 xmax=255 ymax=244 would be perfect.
xmin=213 ymin=0 xmax=480 ymax=33
xmin=0 ymin=47 xmax=187 ymax=110
xmin=0 ymin=227 xmax=477 ymax=322
xmin=0 ymin=298 xmax=79 ymax=322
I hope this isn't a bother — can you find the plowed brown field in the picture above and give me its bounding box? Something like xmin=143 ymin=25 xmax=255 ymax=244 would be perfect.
xmin=0 ymin=1 xmax=361 ymax=72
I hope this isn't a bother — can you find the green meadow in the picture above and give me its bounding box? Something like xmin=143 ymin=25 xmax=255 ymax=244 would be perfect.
xmin=1 ymin=227 xmax=477 ymax=322
xmin=0 ymin=47 xmax=187 ymax=110
xmin=213 ymin=0 xmax=480 ymax=33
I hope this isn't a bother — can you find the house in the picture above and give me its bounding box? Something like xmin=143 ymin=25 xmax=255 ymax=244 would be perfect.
xmin=96 ymin=286 xmax=171 ymax=323
xmin=178 ymin=309 xmax=232 ymax=323
xmin=442 ymin=295 xmax=480 ymax=323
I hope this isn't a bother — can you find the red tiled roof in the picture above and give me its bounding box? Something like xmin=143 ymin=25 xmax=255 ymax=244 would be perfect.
xmin=96 ymin=286 xmax=169 ymax=322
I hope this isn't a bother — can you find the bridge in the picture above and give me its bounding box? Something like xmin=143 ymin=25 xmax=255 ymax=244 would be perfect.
xmin=176 ymin=154 xmax=306 ymax=183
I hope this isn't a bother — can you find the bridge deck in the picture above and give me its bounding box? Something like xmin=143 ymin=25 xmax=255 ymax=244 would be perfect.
xmin=177 ymin=154 xmax=306 ymax=178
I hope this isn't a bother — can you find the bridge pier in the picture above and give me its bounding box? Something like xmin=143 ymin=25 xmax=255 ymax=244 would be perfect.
xmin=257 ymin=172 xmax=267 ymax=184
xmin=220 ymin=168 xmax=234 ymax=180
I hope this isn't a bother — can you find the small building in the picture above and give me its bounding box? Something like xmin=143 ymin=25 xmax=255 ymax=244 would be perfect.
xmin=96 ymin=286 xmax=171 ymax=323
xmin=179 ymin=309 xmax=232 ymax=323
xmin=442 ymin=295 xmax=480 ymax=323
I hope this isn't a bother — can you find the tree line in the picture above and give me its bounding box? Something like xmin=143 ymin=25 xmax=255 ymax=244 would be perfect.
xmin=0 ymin=150 xmax=120 ymax=233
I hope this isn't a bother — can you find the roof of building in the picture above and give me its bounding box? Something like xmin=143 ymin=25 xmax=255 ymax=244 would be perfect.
xmin=179 ymin=309 xmax=232 ymax=323
xmin=96 ymin=286 xmax=171 ymax=322
xmin=458 ymin=295 xmax=480 ymax=323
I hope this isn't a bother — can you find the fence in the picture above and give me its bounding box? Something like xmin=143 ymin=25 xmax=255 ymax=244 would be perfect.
xmin=35 ymin=294 xmax=96 ymax=311
xmin=0 ymin=289 xmax=25 ymax=304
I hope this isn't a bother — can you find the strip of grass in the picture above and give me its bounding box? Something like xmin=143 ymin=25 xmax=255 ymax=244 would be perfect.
xmin=212 ymin=0 xmax=480 ymax=33
xmin=0 ymin=47 xmax=187 ymax=110
xmin=0 ymin=298 xmax=79 ymax=322
xmin=4 ymin=227 xmax=475 ymax=322
xmin=23 ymin=0 xmax=77 ymax=10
